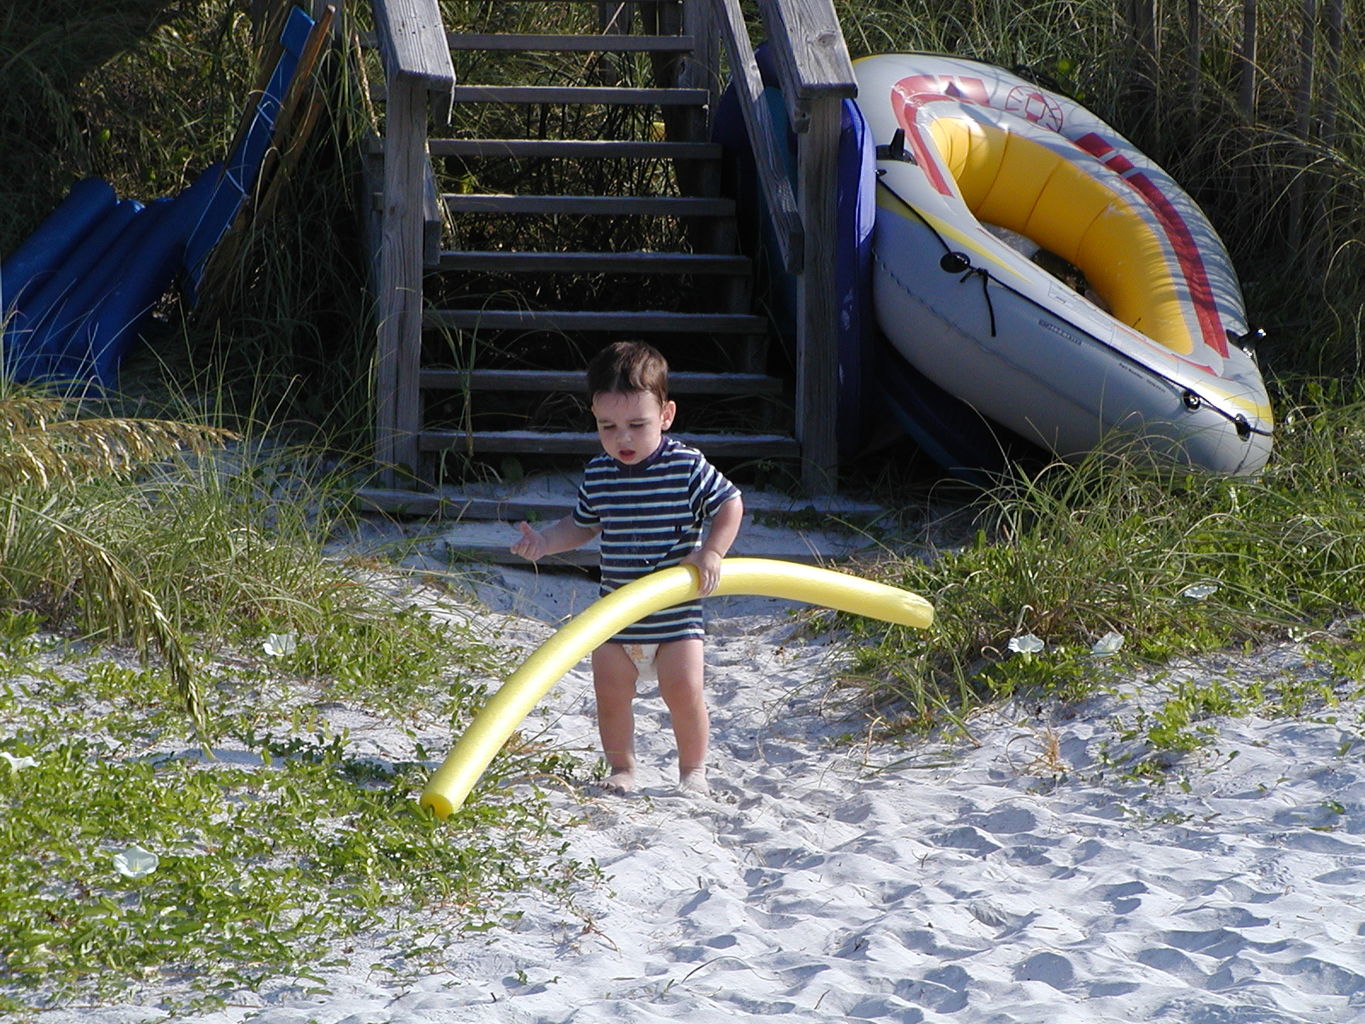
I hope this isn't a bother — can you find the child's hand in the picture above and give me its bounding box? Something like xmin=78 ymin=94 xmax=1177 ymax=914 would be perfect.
xmin=682 ymin=548 xmax=724 ymax=596
xmin=511 ymin=521 xmax=547 ymax=561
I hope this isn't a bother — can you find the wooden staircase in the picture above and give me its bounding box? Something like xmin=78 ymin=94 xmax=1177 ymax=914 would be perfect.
xmin=364 ymin=1 xmax=791 ymax=488
xmin=364 ymin=0 xmax=856 ymax=525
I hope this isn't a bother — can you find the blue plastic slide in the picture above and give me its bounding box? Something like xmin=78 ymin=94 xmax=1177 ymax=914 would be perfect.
xmin=0 ymin=178 xmax=116 ymax=317
xmin=3 ymin=197 xmax=143 ymax=382
xmin=0 ymin=5 xmax=317 ymax=390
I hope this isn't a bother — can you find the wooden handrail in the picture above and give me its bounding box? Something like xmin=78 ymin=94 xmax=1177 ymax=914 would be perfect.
xmin=754 ymin=0 xmax=857 ymax=130
xmin=374 ymin=0 xmax=456 ymax=120
xmin=703 ymin=0 xmax=855 ymax=274
xmin=704 ymin=0 xmax=855 ymax=492
xmin=710 ymin=0 xmax=804 ymax=273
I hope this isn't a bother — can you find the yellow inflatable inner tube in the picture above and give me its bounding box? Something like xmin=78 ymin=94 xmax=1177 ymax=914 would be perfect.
xmin=420 ymin=557 xmax=933 ymax=818
xmin=930 ymin=115 xmax=1194 ymax=356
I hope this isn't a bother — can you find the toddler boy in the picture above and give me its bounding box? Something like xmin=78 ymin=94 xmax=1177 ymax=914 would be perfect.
xmin=510 ymin=341 xmax=743 ymax=795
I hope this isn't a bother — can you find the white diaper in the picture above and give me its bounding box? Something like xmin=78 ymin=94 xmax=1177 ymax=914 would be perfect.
xmin=621 ymin=642 xmax=659 ymax=681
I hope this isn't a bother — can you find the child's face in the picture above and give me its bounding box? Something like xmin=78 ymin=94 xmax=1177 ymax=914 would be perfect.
xmin=591 ymin=389 xmax=675 ymax=465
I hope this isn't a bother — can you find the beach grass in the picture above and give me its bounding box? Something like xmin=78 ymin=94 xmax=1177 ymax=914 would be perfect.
xmin=0 ymin=388 xmax=598 ymax=1013
xmin=2 ymin=0 xmax=1364 ymax=1012
xmin=847 ymin=396 xmax=1365 ymax=747
xmin=0 ymin=636 xmax=586 ymax=1013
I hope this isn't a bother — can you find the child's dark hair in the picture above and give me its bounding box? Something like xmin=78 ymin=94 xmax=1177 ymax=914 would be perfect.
xmin=586 ymin=341 xmax=669 ymax=407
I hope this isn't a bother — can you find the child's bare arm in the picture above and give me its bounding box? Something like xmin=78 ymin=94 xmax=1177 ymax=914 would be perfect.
xmin=511 ymin=516 xmax=600 ymax=562
xmin=681 ymin=494 xmax=744 ymax=596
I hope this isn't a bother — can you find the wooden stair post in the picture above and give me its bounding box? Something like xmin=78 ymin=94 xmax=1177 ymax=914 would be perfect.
xmin=756 ymin=0 xmax=858 ymax=494
xmin=371 ymin=0 xmax=453 ymax=484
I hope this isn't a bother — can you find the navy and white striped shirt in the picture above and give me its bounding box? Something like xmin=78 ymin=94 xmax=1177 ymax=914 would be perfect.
xmin=573 ymin=436 xmax=740 ymax=643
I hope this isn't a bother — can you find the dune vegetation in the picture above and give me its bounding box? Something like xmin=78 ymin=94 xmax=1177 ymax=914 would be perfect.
xmin=1 ymin=0 xmax=1362 ymax=1012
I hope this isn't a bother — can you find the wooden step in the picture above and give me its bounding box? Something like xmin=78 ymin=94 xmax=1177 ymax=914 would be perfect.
xmin=421 ymin=530 xmax=867 ymax=568
xmin=419 ymin=524 xmax=870 ymax=568
xmin=420 ymin=369 xmax=783 ymax=394
xmin=436 ymin=250 xmax=750 ymax=275
xmin=446 ymin=33 xmax=694 ymax=53
xmin=424 ymin=309 xmax=767 ymax=333
xmin=419 ymin=430 xmax=800 ymax=458
xmin=450 ymin=85 xmax=709 ymax=106
xmin=427 ymin=138 xmax=722 ymax=160
xmin=442 ymin=194 xmax=733 ymax=216
xmin=357 ymin=483 xmax=883 ymax=523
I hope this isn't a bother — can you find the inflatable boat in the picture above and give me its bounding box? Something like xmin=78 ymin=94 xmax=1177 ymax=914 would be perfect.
xmin=853 ymin=53 xmax=1274 ymax=475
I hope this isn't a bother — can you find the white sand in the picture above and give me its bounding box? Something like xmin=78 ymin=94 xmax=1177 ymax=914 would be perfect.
xmin=33 ymin=559 xmax=1365 ymax=1023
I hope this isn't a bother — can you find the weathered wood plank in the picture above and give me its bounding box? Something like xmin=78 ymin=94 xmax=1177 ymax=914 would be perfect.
xmin=424 ymin=309 xmax=767 ymax=332
xmin=375 ymin=81 xmax=426 ymax=481
xmin=420 ymin=369 xmax=783 ymax=394
xmin=794 ymin=97 xmax=842 ymax=493
xmin=355 ymin=484 xmax=880 ymax=521
xmin=450 ymin=85 xmax=708 ymax=105
xmin=436 ymin=250 xmax=751 ymax=274
xmin=447 ymin=33 xmax=693 ymax=52
xmin=419 ymin=430 xmax=800 ymax=457
xmin=711 ymin=0 xmax=804 ymax=272
xmin=372 ymin=0 xmax=454 ymax=484
xmin=426 ymin=138 xmax=721 ymax=159
xmin=421 ymin=154 xmax=442 ymax=267
xmin=373 ymin=0 xmax=455 ymax=121
xmin=427 ymin=138 xmax=720 ymax=158
xmin=698 ymin=0 xmax=851 ymax=491
xmin=751 ymin=0 xmax=855 ymax=131
xmin=441 ymin=194 xmax=733 ymax=216
xmin=681 ymin=0 xmax=720 ymax=112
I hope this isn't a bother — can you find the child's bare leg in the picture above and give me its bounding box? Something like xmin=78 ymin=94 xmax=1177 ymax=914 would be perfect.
xmin=591 ymin=643 xmax=639 ymax=791
xmin=656 ymin=638 xmax=710 ymax=793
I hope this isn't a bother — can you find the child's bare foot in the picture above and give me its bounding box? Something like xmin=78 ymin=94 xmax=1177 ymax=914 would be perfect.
xmin=599 ymin=769 xmax=636 ymax=795
xmin=677 ymin=767 xmax=709 ymax=796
